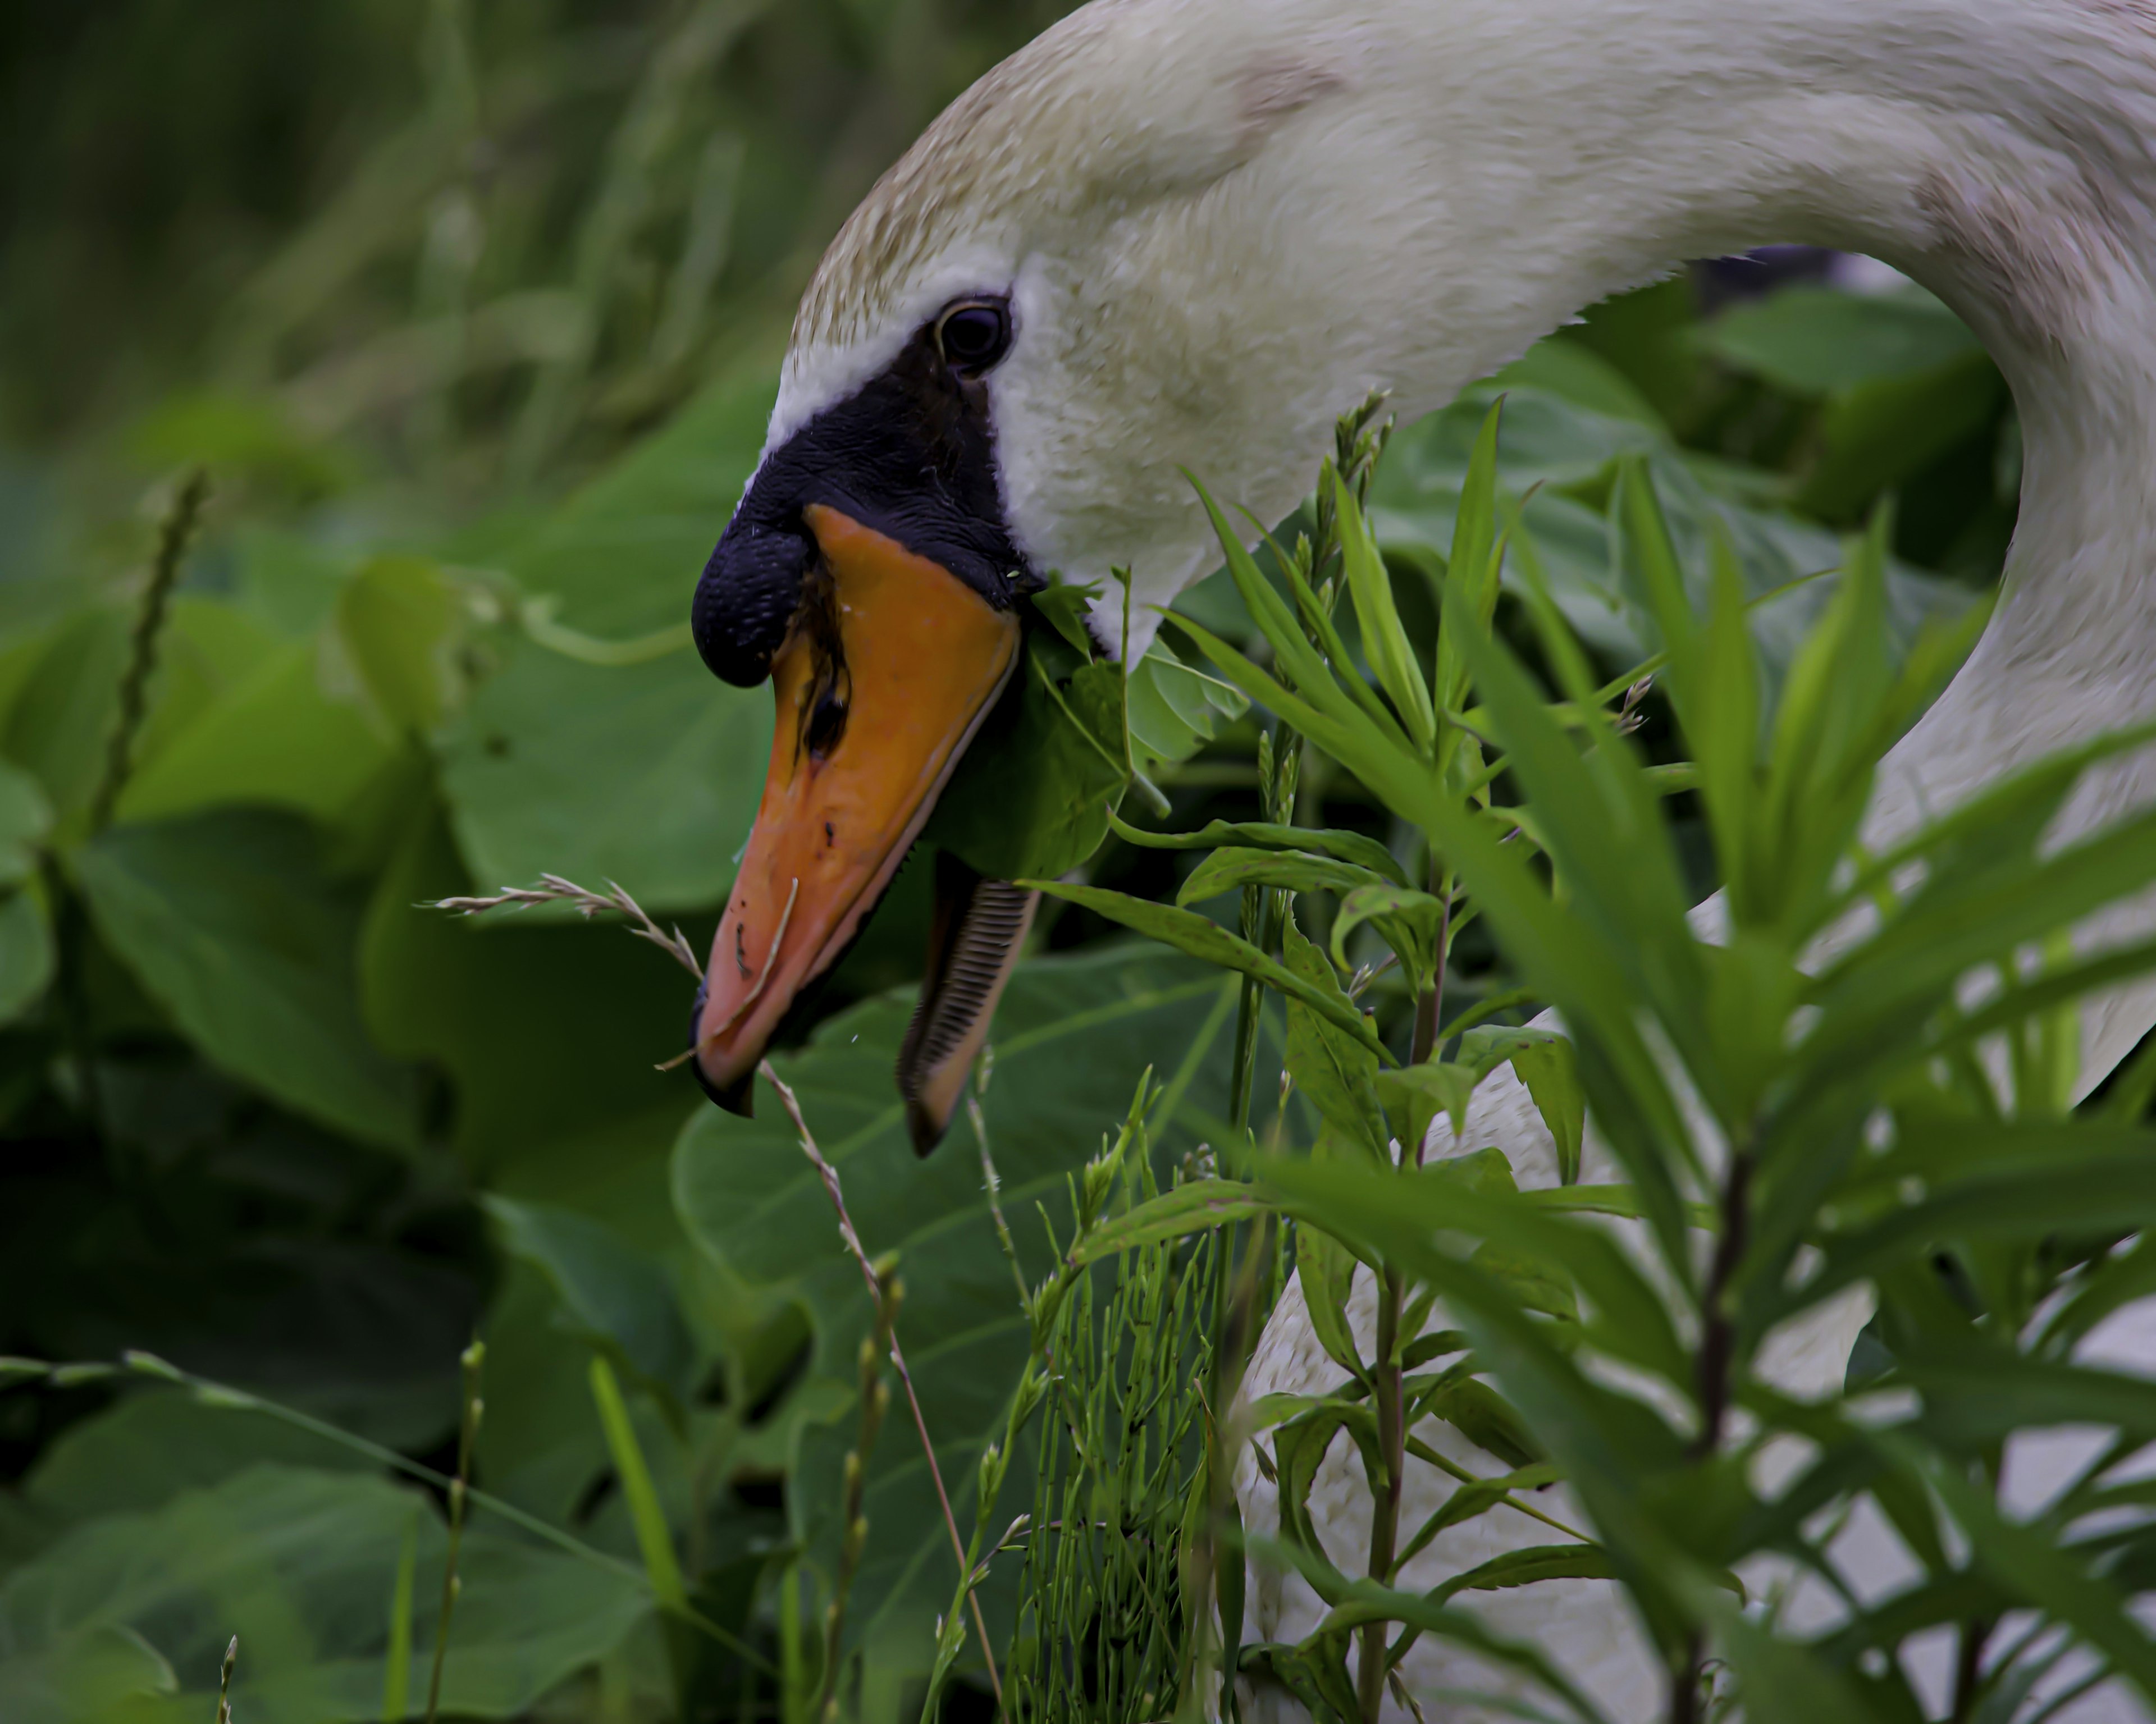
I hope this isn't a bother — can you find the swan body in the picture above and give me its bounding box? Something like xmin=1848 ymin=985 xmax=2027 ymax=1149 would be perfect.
xmin=682 ymin=1 xmax=2156 ymax=1715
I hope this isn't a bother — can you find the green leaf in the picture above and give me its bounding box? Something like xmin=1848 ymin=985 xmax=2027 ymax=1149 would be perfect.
xmin=926 ymin=633 xmax=1129 ymax=881
xmin=424 ymin=365 xmax=783 ymax=906
xmin=1699 ymin=286 xmax=1980 ymax=395
xmin=0 ymin=1464 xmax=649 ymax=1724
xmin=1297 ymin=1571 xmax=1614 ymax=1724
xmin=1488 ymin=1030 xmax=1586 ymax=1186
xmin=1880 ymin=1429 xmax=2156 ymax=1703
xmin=440 ymin=641 xmax=773 ymax=913
xmin=0 ymin=758 xmax=51 ymax=885
xmin=485 ymin=1196 xmax=695 ymax=1409
xmin=1296 ymin=1218 xmax=1371 ymax=1382
xmin=588 ymin=1355 xmax=689 ymax=1614
xmin=357 ymin=808 xmax=694 ymax=1169
xmin=1375 ymin=1062 xmax=1481 ymax=1149
xmin=672 ymin=949 xmax=1236 ymax=1663
xmin=76 ymin=810 xmax=422 ymax=1151
xmin=1125 ymin=643 xmax=1248 ymax=770
xmin=1023 ymin=880 xmax=1387 ymax=1057
xmin=326 ymin=554 xmax=469 ymax=735
xmin=1420 ymin=1377 xmax=1545 ymax=1472
xmin=1333 ymin=466 xmax=1435 ymax=750
xmin=1105 ymin=808 xmax=1407 ymax=885
xmin=115 ymin=641 xmax=404 ymax=830
xmin=1178 ymin=845 xmax=1388 ymax=908
xmin=1281 ymin=913 xmax=1389 ymax=1158
xmin=1328 ymin=881 xmax=1446 ymax=982
xmin=1799 ymin=1149 xmax=2156 ymax=1319
xmin=0 ymin=889 xmax=53 ymax=1028
xmin=17 ymin=1387 xmax=371 ymax=1531
xmin=1027 ymin=582 xmax=1098 ymax=656
xmin=1068 ymin=1178 xmax=1271 ymax=1266
xmin=1419 ymin=1542 xmax=1616 ymax=1608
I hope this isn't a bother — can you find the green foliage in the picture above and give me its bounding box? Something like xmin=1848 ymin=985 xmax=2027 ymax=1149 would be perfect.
xmin=1076 ymin=414 xmax=2156 ymax=1722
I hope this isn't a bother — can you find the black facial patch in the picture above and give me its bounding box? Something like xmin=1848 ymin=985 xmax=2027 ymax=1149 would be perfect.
xmin=690 ymin=315 xmax=1035 ymax=688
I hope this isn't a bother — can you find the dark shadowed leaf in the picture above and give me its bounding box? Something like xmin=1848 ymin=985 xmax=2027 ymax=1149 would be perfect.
xmin=76 ymin=810 xmax=422 ymax=1151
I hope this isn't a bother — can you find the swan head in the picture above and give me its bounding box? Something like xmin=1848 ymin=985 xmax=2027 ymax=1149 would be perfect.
xmin=686 ymin=2 xmax=1396 ymax=1116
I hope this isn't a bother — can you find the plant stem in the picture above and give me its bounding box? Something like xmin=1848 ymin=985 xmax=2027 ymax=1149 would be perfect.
xmin=1948 ymin=1615 xmax=1994 ymax=1723
xmin=1356 ymin=1266 xmax=1408 ymax=1723
xmin=1668 ymin=1631 xmax=1705 ymax=1724
xmin=92 ymin=468 xmax=208 ymax=835
xmin=818 ymin=1279 xmax=900 ymax=1723
xmin=215 ymin=1635 xmax=237 ymax=1724
xmin=1689 ymin=1150 xmax=1753 ymax=1461
xmin=1409 ymin=875 xmax=1454 ymax=1077
xmin=424 ymin=1339 xmax=486 ymax=1724
xmin=1671 ymin=1146 xmax=1755 ymax=1722
xmin=760 ymin=1062 xmax=1003 ymax=1714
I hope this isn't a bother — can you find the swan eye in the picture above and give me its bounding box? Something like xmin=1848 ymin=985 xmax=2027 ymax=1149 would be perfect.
xmin=934 ymin=299 xmax=1012 ymax=377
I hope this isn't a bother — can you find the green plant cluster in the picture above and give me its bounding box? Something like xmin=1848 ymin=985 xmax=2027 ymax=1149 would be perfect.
xmin=0 ymin=7 xmax=2095 ymax=1723
xmin=1037 ymin=403 xmax=2156 ymax=1720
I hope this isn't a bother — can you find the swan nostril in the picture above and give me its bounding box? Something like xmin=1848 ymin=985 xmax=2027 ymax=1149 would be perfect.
xmin=805 ymin=687 xmax=848 ymax=757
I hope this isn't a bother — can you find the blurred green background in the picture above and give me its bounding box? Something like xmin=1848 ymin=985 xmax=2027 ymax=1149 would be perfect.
xmin=0 ymin=3 xmax=2017 ymax=1721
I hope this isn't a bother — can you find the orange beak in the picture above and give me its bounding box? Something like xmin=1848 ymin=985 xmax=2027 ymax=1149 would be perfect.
xmin=692 ymin=505 xmax=1020 ymax=1109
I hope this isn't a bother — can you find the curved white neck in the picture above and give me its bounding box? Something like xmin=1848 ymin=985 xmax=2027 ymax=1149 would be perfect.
xmin=1187 ymin=0 xmax=2156 ymax=1076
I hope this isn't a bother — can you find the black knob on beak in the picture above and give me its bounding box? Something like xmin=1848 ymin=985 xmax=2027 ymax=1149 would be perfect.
xmin=692 ymin=520 xmax=816 ymax=687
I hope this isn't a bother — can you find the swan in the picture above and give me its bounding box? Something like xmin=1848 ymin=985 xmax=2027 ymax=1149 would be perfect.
xmin=679 ymin=1 xmax=2156 ymax=1715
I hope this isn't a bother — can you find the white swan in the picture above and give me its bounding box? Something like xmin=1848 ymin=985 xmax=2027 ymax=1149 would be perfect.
xmin=680 ymin=2 xmax=2156 ymax=1715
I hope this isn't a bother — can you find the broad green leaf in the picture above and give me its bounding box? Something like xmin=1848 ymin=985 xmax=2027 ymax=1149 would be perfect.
xmin=672 ymin=949 xmax=1235 ymax=1666
xmin=1700 ymin=287 xmax=1979 ymax=395
xmin=17 ymin=1388 xmax=369 ymax=1532
xmin=494 ymin=364 xmax=776 ymax=637
xmin=1506 ymin=1034 xmax=1585 ymax=1187
xmin=77 ymin=809 xmax=422 ymax=1151
xmin=0 ymin=889 xmax=53 ymax=1027
xmin=485 ymin=1195 xmax=695 ymax=1407
xmin=0 ymin=1464 xmax=649 ymax=1724
xmin=927 ymin=631 xmax=1128 ymax=880
xmin=0 ymin=1624 xmax=179 ymax=1724
xmin=325 ymin=554 xmax=468 ymax=735
xmin=1023 ymin=880 xmax=1387 ymax=1057
xmin=439 ymin=639 xmax=772 ymax=913
xmin=435 ymin=364 xmax=780 ymax=907
xmin=1799 ymin=353 xmax=2006 ymax=522
xmin=0 ymin=757 xmax=50 ymax=884
xmin=1126 ymin=643 xmax=1248 ymax=770
xmin=357 ymin=809 xmax=695 ymax=1170
xmin=115 ymin=642 xmax=404 ymax=829
xmin=1419 ymin=1377 xmax=1545 ymax=1473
